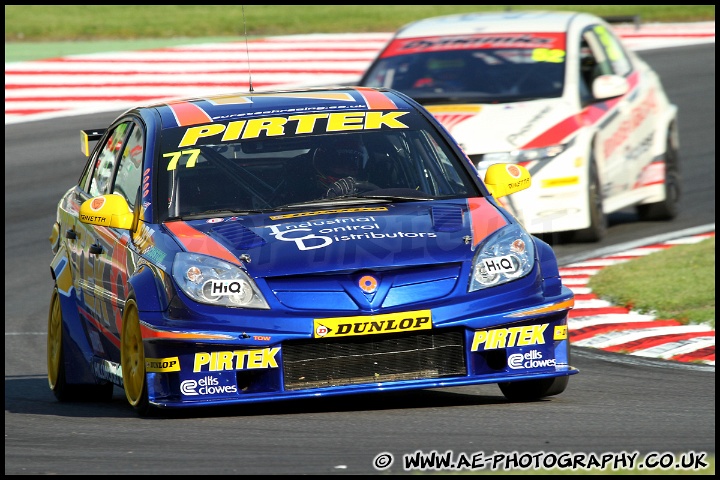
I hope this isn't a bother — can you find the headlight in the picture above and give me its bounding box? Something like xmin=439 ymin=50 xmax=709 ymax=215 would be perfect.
xmin=469 ymin=224 xmax=535 ymax=291
xmin=172 ymin=252 xmax=269 ymax=309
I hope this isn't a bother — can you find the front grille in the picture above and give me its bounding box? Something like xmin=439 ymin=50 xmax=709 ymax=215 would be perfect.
xmin=282 ymin=329 xmax=466 ymax=391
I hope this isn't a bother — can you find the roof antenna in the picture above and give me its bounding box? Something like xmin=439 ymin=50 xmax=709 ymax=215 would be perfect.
xmin=242 ymin=5 xmax=254 ymax=92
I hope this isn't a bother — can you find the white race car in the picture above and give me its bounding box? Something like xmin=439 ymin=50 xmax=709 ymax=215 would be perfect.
xmin=359 ymin=10 xmax=680 ymax=241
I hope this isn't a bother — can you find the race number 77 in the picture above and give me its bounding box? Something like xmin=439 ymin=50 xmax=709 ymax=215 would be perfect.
xmin=164 ymin=149 xmax=201 ymax=171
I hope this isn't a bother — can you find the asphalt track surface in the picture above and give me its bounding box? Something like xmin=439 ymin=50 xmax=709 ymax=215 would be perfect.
xmin=4 ymin=41 xmax=715 ymax=474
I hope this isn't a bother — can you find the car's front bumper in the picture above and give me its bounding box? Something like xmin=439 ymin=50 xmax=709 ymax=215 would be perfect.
xmin=140 ymin=294 xmax=576 ymax=408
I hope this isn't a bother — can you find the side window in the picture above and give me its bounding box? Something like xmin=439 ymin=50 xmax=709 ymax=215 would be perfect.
xmin=88 ymin=122 xmax=130 ymax=197
xmin=579 ymin=29 xmax=615 ymax=102
xmin=579 ymin=34 xmax=598 ymax=102
xmin=113 ymin=124 xmax=144 ymax=207
xmin=593 ymin=25 xmax=632 ymax=76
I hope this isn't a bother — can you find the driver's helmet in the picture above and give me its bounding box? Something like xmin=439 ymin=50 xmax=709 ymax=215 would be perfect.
xmin=313 ymin=135 xmax=369 ymax=185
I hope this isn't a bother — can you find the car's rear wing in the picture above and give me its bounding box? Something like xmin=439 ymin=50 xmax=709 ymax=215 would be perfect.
xmin=80 ymin=128 xmax=106 ymax=157
xmin=602 ymin=15 xmax=641 ymax=30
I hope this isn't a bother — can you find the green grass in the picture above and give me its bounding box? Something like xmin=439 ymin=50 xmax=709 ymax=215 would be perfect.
xmin=589 ymin=237 xmax=715 ymax=328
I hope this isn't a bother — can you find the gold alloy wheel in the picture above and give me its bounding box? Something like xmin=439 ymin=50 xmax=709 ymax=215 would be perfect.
xmin=121 ymin=299 xmax=146 ymax=407
xmin=47 ymin=288 xmax=63 ymax=390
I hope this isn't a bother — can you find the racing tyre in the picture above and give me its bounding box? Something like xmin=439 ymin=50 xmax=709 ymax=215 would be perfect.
xmin=636 ymin=126 xmax=681 ymax=221
xmin=121 ymin=297 xmax=154 ymax=417
xmin=572 ymin=155 xmax=606 ymax=242
xmin=47 ymin=287 xmax=114 ymax=402
xmin=498 ymin=376 xmax=569 ymax=402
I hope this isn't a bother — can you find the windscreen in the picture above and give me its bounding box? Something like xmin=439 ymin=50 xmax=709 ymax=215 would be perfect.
xmin=362 ymin=32 xmax=567 ymax=103
xmin=156 ymin=110 xmax=480 ymax=220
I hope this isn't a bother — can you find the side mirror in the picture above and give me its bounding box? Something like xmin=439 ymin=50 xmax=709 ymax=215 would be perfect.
xmin=79 ymin=194 xmax=134 ymax=230
xmin=592 ymin=74 xmax=630 ymax=100
xmin=483 ymin=163 xmax=531 ymax=199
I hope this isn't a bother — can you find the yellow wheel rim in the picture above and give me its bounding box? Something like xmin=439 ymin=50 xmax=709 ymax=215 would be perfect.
xmin=121 ymin=301 xmax=146 ymax=407
xmin=47 ymin=289 xmax=63 ymax=390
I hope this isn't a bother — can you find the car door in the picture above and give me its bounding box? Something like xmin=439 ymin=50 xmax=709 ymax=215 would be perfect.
xmin=593 ymin=24 xmax=659 ymax=203
xmin=68 ymin=123 xmax=128 ymax=329
xmin=75 ymin=121 xmax=137 ymax=339
xmin=93 ymin=121 xmax=145 ymax=339
xmin=579 ymin=24 xmax=638 ymax=202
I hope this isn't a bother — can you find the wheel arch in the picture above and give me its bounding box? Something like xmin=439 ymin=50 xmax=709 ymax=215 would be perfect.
xmin=49 ymin=248 xmax=100 ymax=385
xmin=533 ymin=235 xmax=563 ymax=297
xmin=588 ymin=134 xmax=603 ymax=192
xmin=653 ymin=103 xmax=679 ymax=158
xmin=126 ymin=262 xmax=172 ymax=313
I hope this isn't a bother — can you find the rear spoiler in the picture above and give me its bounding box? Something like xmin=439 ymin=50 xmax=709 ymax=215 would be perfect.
xmin=80 ymin=128 xmax=106 ymax=157
xmin=602 ymin=15 xmax=641 ymax=30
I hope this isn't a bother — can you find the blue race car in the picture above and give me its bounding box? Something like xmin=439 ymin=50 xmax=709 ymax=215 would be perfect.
xmin=48 ymin=86 xmax=577 ymax=416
